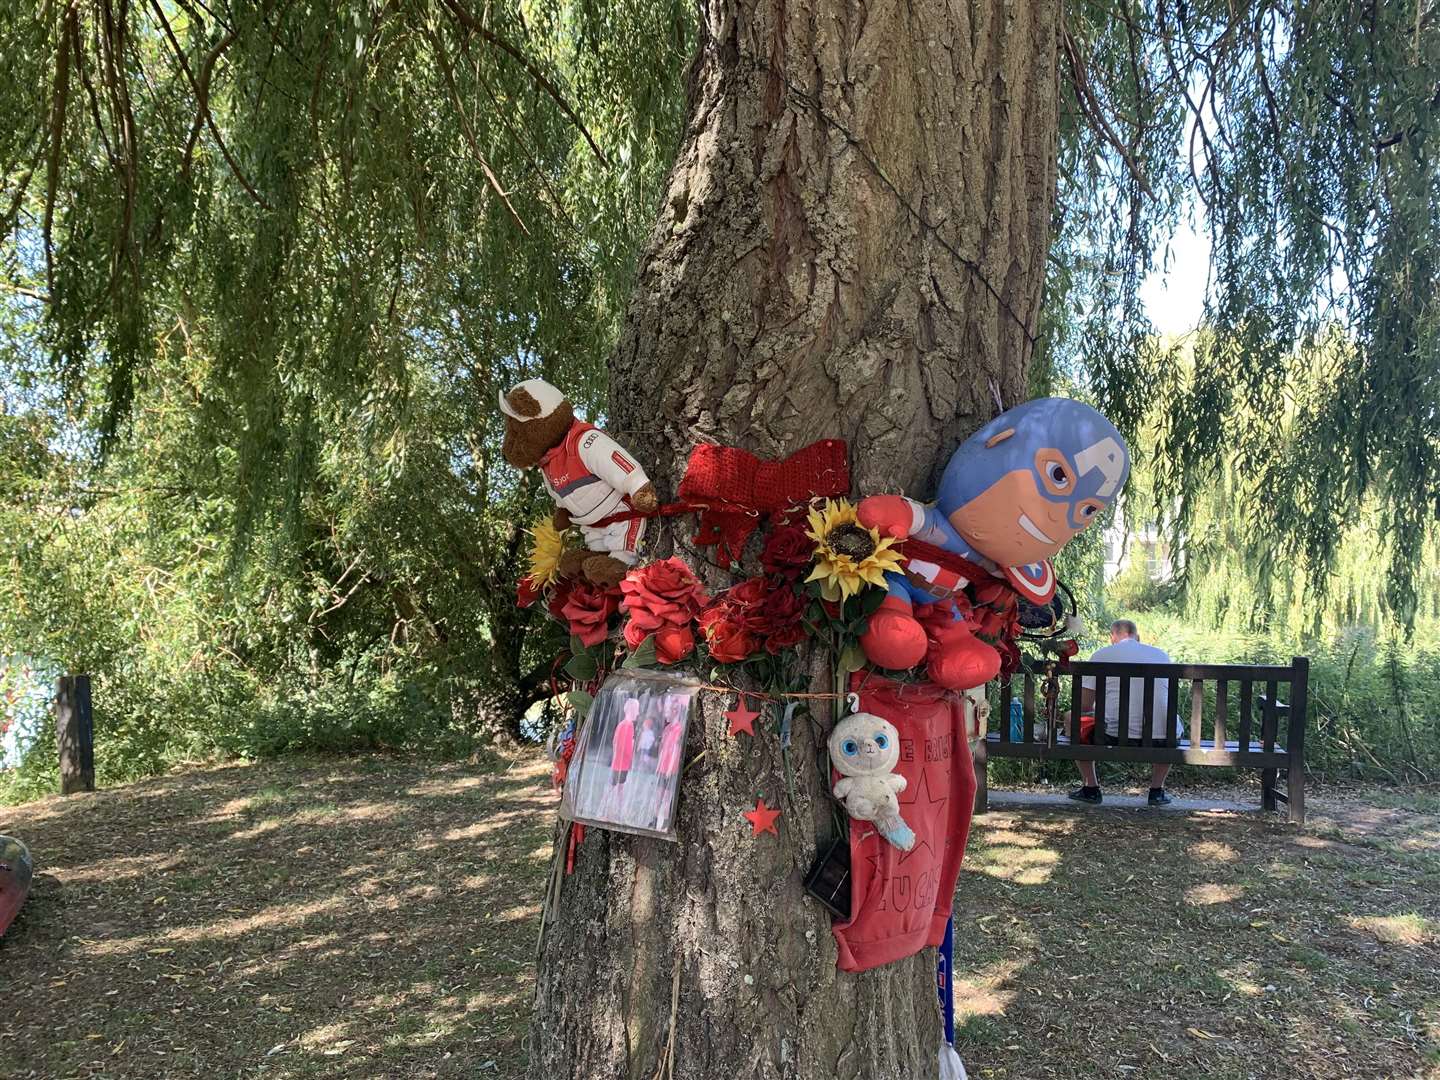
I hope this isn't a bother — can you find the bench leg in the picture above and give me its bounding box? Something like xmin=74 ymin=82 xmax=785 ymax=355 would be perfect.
xmin=1286 ymin=766 xmax=1305 ymax=824
xmin=1261 ymin=767 xmax=1278 ymax=812
xmin=973 ymin=738 xmax=988 ymax=816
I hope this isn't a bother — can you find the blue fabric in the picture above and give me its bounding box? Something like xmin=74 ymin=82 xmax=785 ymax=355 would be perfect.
xmin=937 ymin=915 xmax=956 ymax=1045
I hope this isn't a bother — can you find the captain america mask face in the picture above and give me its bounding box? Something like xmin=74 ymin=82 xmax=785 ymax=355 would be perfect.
xmin=938 ymin=399 xmax=1129 ymax=568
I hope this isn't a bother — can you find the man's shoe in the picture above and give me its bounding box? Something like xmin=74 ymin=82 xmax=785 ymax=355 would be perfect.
xmin=1148 ymin=788 xmax=1173 ymax=806
xmin=1067 ymin=786 xmax=1102 ymax=804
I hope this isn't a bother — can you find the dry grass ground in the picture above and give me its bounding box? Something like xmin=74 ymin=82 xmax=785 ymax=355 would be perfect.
xmin=2 ymin=755 xmax=1438 ymax=1079
xmin=1 ymin=754 xmax=553 ymax=1079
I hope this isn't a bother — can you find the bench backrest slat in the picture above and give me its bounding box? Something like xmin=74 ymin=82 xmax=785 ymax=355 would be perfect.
xmin=1070 ymin=669 xmax=1083 ymax=743
xmin=1238 ymin=679 xmax=1254 ymax=755
xmin=1165 ymin=675 xmax=1180 ymax=745
xmin=1189 ymin=680 xmax=1204 ymax=746
xmin=1093 ymin=667 xmax=1107 ymax=743
xmin=1214 ymin=679 xmax=1228 ymax=745
xmin=1263 ymin=681 xmax=1279 ymax=752
xmin=1116 ymin=673 xmax=1132 ymax=746
xmin=1139 ymin=674 xmax=1155 ymax=747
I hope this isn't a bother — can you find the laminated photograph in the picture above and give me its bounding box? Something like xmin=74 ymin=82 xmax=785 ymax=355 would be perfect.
xmin=560 ymin=671 xmax=699 ymax=841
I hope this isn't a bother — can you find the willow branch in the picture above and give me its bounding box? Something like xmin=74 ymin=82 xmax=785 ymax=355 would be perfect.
xmin=439 ymin=0 xmax=609 ymax=167
xmin=43 ymin=5 xmax=75 ymax=293
xmin=147 ymin=0 xmax=272 ymax=210
xmin=425 ymin=24 xmax=530 ymax=235
xmin=1062 ymin=30 xmax=1154 ymax=198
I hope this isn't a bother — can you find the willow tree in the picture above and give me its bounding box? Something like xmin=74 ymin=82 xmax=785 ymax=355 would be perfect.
xmin=3 ymin=0 xmax=1438 ymax=1074
xmin=530 ymin=2 xmax=1439 ymax=1076
xmin=0 ymin=1 xmax=691 ymax=752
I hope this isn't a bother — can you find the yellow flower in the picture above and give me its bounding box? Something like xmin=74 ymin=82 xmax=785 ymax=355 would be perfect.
xmin=526 ymin=518 xmax=568 ymax=587
xmin=804 ymin=498 xmax=904 ymax=602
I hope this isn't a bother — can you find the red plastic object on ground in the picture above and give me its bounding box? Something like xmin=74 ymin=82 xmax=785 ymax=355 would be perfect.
xmin=0 ymin=834 xmax=33 ymax=937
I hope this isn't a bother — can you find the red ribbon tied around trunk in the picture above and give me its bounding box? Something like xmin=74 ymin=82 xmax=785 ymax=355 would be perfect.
xmin=678 ymin=439 xmax=850 ymax=566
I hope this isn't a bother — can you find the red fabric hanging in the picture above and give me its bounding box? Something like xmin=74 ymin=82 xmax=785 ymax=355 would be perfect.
xmin=584 ymin=439 xmax=849 ymax=565
xmin=832 ymin=672 xmax=977 ymax=973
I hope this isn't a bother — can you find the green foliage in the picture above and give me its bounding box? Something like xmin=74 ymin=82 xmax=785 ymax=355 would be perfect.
xmin=1105 ymin=555 xmax=1177 ymax=613
xmin=2 ymin=0 xmax=1437 ymax=796
xmin=1054 ymin=0 xmax=1440 ymax=624
xmin=0 ymin=1 xmax=691 ymax=798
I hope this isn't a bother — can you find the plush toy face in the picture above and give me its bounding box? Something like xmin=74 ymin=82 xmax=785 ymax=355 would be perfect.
xmin=938 ymin=398 xmax=1130 ymax=567
xmin=829 ymin=712 xmax=901 ymax=776
xmin=499 ymin=381 xmax=576 ymax=469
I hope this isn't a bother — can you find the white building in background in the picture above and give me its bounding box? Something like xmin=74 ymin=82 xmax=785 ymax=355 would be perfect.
xmin=1102 ymin=499 xmax=1177 ymax=584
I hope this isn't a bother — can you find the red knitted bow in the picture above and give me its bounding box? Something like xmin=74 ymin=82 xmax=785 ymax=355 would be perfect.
xmin=679 ymin=440 xmax=850 ymax=566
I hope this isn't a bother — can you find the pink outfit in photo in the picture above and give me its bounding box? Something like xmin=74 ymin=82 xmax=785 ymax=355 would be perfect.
xmin=611 ymin=717 xmax=636 ymax=772
xmin=657 ymin=720 xmax=685 ymax=776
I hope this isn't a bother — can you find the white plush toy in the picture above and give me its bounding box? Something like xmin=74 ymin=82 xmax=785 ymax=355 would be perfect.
xmin=829 ymin=706 xmax=915 ymax=851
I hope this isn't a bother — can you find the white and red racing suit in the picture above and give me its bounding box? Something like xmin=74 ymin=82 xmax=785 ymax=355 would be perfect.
xmin=539 ymin=422 xmax=650 ymax=565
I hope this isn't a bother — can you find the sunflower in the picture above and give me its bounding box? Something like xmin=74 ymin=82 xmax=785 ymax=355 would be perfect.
xmin=526 ymin=518 xmax=569 ymax=587
xmin=803 ymin=498 xmax=905 ymax=602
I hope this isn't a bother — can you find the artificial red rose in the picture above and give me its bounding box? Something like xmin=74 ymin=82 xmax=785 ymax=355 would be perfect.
xmin=701 ymin=576 xmax=807 ymax=660
xmin=760 ymin=523 xmax=814 ymax=581
xmin=547 ymin=581 xmax=575 ymax=623
xmin=653 ymin=624 xmax=697 ymax=664
xmin=752 ymin=581 xmax=807 ymax=653
xmin=620 ymin=559 xmax=708 ymax=632
xmin=699 ymin=603 xmax=759 ymax=664
xmin=560 ymin=580 xmax=621 ymax=647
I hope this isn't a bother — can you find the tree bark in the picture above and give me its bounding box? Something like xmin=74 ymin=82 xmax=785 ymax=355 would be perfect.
xmin=530 ymin=1 xmax=1059 ymax=1077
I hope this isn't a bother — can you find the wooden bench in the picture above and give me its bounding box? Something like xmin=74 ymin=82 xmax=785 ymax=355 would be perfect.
xmin=973 ymin=656 xmax=1309 ymax=823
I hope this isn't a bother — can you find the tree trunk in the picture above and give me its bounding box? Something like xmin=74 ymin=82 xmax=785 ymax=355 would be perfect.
xmin=529 ymin=1 xmax=1059 ymax=1077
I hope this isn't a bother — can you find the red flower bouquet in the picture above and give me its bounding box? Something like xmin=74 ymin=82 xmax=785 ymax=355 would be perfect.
xmin=700 ymin=575 xmax=808 ymax=663
xmin=619 ymin=558 xmax=709 ymax=664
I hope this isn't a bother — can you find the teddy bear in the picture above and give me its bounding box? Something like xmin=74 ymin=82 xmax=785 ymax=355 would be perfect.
xmin=499 ymin=378 xmax=659 ymax=587
xmin=829 ymin=710 xmax=915 ymax=851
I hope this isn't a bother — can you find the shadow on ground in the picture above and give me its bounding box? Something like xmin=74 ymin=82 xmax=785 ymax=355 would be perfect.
xmin=953 ymin=789 xmax=1440 ymax=1080
xmin=1 ymin=754 xmax=554 ymax=1079
xmin=3 ymin=759 xmax=1438 ymax=1080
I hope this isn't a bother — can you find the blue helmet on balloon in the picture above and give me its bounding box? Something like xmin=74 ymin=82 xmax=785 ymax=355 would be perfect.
xmin=937 ymin=397 xmax=1130 ymax=569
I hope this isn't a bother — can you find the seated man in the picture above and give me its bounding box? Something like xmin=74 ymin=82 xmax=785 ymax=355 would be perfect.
xmin=1068 ymin=619 xmax=1181 ymax=806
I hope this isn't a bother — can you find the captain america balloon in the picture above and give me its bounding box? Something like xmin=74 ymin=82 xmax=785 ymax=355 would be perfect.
xmin=857 ymin=398 xmax=1130 ymax=689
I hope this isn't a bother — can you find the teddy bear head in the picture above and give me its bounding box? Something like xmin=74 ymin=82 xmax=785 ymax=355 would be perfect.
xmin=828 ymin=711 xmax=901 ymax=777
xmin=499 ymin=378 xmax=577 ymax=470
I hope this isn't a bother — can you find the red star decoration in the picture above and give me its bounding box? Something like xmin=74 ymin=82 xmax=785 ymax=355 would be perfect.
xmin=725 ymin=695 xmax=761 ymax=738
xmin=743 ymin=797 xmax=781 ymax=837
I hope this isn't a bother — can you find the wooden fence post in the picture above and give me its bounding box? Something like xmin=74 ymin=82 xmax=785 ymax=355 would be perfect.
xmin=56 ymin=674 xmax=95 ymax=795
xmin=1286 ymin=657 xmax=1308 ymax=825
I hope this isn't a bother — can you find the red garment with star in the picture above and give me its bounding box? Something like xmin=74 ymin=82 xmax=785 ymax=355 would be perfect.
xmin=832 ymin=673 xmax=976 ymax=973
